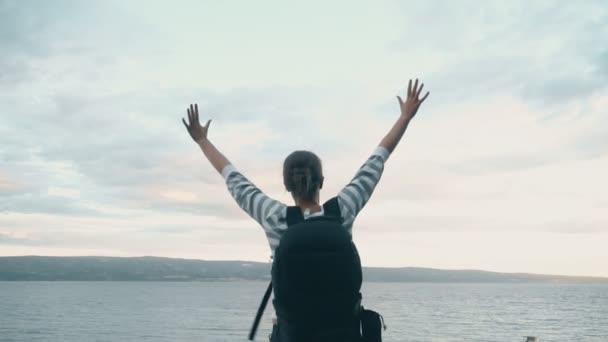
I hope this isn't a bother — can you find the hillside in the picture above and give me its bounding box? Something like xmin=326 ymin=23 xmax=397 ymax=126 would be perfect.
xmin=1 ymin=256 xmax=606 ymax=283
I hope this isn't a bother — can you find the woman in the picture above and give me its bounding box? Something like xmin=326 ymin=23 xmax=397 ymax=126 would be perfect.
xmin=182 ymin=79 xmax=429 ymax=339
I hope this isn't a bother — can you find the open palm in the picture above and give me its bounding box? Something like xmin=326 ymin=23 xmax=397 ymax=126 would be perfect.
xmin=397 ymin=79 xmax=430 ymax=121
xmin=182 ymin=103 xmax=211 ymax=144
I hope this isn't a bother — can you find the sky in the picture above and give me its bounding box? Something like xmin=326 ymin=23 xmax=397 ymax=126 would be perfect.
xmin=1 ymin=0 xmax=607 ymax=277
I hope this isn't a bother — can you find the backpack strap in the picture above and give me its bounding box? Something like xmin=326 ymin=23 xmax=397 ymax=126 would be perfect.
xmin=322 ymin=197 xmax=342 ymax=220
xmin=248 ymin=281 xmax=273 ymax=341
xmin=286 ymin=206 xmax=304 ymax=227
xmin=287 ymin=198 xmax=342 ymax=227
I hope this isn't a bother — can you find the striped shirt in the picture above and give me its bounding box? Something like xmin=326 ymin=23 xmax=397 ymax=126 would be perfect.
xmin=222 ymin=146 xmax=390 ymax=255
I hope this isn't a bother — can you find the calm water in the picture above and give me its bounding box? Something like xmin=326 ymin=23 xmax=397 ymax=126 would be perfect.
xmin=1 ymin=282 xmax=607 ymax=342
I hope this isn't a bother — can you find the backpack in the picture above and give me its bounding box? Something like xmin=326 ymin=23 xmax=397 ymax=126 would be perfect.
xmin=249 ymin=197 xmax=369 ymax=342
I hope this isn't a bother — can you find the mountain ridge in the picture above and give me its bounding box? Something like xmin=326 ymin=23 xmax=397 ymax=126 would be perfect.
xmin=1 ymin=256 xmax=606 ymax=283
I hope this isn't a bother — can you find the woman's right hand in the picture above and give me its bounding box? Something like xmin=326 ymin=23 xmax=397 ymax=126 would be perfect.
xmin=182 ymin=103 xmax=211 ymax=144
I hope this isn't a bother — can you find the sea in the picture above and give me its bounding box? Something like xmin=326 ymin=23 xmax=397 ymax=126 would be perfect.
xmin=0 ymin=281 xmax=606 ymax=342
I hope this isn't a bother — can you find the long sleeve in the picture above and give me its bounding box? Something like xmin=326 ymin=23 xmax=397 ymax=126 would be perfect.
xmin=222 ymin=164 xmax=288 ymax=251
xmin=337 ymin=146 xmax=390 ymax=233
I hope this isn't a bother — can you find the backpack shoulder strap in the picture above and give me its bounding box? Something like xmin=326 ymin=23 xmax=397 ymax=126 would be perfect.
xmin=248 ymin=281 xmax=273 ymax=341
xmin=286 ymin=206 xmax=304 ymax=227
xmin=287 ymin=198 xmax=340 ymax=226
xmin=322 ymin=197 xmax=342 ymax=220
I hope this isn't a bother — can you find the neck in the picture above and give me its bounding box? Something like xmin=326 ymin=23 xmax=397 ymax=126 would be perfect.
xmin=294 ymin=193 xmax=321 ymax=212
xmin=295 ymin=198 xmax=318 ymax=207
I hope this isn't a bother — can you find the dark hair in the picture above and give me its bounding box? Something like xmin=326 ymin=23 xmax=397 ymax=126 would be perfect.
xmin=283 ymin=151 xmax=323 ymax=201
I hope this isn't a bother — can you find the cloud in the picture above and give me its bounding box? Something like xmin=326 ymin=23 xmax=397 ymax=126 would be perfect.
xmin=389 ymin=1 xmax=608 ymax=104
xmin=1 ymin=85 xmax=318 ymax=218
xmin=0 ymin=1 xmax=94 ymax=87
xmin=1 ymin=0 xmax=607 ymax=275
xmin=0 ymin=230 xmax=31 ymax=245
xmin=0 ymin=158 xmax=104 ymax=216
xmin=0 ymin=172 xmax=21 ymax=191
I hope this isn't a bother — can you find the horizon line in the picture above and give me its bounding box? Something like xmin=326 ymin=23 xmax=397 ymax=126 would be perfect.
xmin=3 ymin=255 xmax=607 ymax=280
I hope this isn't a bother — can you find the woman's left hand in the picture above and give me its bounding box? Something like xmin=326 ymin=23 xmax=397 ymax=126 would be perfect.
xmin=397 ymin=79 xmax=429 ymax=121
xmin=182 ymin=103 xmax=211 ymax=144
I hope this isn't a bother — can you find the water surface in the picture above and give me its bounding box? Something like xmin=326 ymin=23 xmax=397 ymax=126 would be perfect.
xmin=1 ymin=282 xmax=606 ymax=341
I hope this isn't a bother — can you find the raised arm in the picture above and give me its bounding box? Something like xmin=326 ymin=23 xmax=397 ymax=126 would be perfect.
xmin=379 ymin=79 xmax=429 ymax=153
xmin=182 ymin=103 xmax=230 ymax=174
xmin=182 ymin=103 xmax=286 ymax=235
xmin=337 ymin=79 xmax=430 ymax=231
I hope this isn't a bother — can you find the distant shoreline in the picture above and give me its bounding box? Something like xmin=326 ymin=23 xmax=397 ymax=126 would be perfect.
xmin=1 ymin=256 xmax=607 ymax=283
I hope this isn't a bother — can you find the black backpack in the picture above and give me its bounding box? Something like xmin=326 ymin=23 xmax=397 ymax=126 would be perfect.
xmin=249 ymin=197 xmax=370 ymax=342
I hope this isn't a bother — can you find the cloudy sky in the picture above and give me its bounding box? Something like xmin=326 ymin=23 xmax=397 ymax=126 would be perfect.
xmin=1 ymin=0 xmax=607 ymax=276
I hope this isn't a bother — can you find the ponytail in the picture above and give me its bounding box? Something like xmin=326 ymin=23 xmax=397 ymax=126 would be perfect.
xmin=283 ymin=151 xmax=323 ymax=201
xmin=290 ymin=168 xmax=313 ymax=199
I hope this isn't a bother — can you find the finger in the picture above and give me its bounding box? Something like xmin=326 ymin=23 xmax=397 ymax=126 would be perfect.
xmin=192 ymin=104 xmax=198 ymax=124
xmin=206 ymin=119 xmax=212 ymax=129
xmin=194 ymin=103 xmax=200 ymax=124
xmin=407 ymin=79 xmax=412 ymax=96
xmin=413 ymin=79 xmax=419 ymax=95
xmin=420 ymin=91 xmax=430 ymax=103
xmin=416 ymin=83 xmax=424 ymax=99
xmin=182 ymin=118 xmax=190 ymax=130
xmin=187 ymin=107 xmax=192 ymax=123
xmin=397 ymin=96 xmax=404 ymax=107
